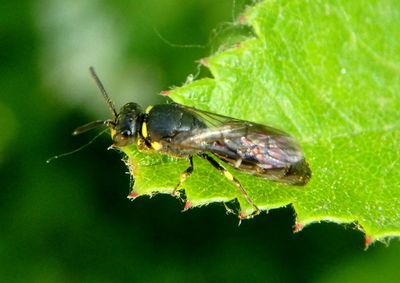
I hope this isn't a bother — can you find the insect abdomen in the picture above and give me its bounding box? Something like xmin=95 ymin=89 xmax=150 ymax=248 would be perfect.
xmin=215 ymin=152 xmax=311 ymax=185
xmin=208 ymin=131 xmax=311 ymax=185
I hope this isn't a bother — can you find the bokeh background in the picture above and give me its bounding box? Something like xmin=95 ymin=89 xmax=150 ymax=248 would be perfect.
xmin=1 ymin=0 xmax=399 ymax=282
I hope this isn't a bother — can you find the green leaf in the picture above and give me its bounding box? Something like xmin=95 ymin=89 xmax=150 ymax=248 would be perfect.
xmin=118 ymin=0 xmax=400 ymax=242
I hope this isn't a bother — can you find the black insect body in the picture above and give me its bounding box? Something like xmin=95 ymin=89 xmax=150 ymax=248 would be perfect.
xmin=75 ymin=67 xmax=312 ymax=218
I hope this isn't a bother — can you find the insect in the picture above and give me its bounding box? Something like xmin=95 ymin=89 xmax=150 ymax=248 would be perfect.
xmin=75 ymin=67 xmax=311 ymax=218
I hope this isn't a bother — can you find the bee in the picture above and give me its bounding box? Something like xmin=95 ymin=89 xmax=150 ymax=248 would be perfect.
xmin=75 ymin=67 xmax=311 ymax=218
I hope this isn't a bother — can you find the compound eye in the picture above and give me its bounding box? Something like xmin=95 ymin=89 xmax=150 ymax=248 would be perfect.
xmin=113 ymin=130 xmax=136 ymax=147
xmin=121 ymin=130 xmax=132 ymax=137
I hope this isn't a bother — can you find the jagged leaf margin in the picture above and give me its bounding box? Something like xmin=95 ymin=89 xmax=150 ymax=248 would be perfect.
xmin=118 ymin=0 xmax=400 ymax=244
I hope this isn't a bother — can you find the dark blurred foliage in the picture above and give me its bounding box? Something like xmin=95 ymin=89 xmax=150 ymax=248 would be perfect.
xmin=0 ymin=0 xmax=399 ymax=282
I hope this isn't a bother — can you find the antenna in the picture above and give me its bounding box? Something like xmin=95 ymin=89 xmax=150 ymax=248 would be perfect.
xmin=46 ymin=128 xmax=108 ymax=163
xmin=72 ymin=119 xmax=112 ymax=136
xmin=47 ymin=68 xmax=117 ymax=163
xmin=89 ymin=66 xmax=118 ymax=118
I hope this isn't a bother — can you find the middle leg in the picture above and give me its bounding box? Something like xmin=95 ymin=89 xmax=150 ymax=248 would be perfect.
xmin=172 ymin=156 xmax=194 ymax=197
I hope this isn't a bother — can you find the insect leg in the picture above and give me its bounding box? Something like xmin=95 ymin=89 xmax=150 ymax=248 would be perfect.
xmin=173 ymin=156 xmax=194 ymax=197
xmin=197 ymin=153 xmax=260 ymax=218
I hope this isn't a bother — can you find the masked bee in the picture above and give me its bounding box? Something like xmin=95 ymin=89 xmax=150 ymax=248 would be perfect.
xmin=74 ymin=67 xmax=311 ymax=217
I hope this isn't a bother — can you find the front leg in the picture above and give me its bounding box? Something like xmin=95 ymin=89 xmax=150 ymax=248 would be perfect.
xmin=172 ymin=156 xmax=194 ymax=197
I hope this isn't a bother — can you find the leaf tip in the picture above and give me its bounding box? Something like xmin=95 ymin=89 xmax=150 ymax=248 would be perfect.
xmin=127 ymin=191 xmax=139 ymax=200
xmin=364 ymin=235 xmax=374 ymax=249
xmin=183 ymin=201 xmax=192 ymax=211
xmin=239 ymin=211 xmax=257 ymax=220
xmin=239 ymin=212 xmax=247 ymax=220
xmin=197 ymin=57 xmax=209 ymax=67
xmin=161 ymin=90 xmax=171 ymax=96
xmin=239 ymin=15 xmax=247 ymax=23
xmin=294 ymin=222 xmax=305 ymax=233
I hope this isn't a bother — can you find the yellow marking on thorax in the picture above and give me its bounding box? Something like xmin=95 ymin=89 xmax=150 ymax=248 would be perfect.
xmin=141 ymin=122 xmax=148 ymax=138
xmin=223 ymin=170 xmax=234 ymax=181
xmin=145 ymin=105 xmax=154 ymax=114
xmin=151 ymin=141 xmax=163 ymax=151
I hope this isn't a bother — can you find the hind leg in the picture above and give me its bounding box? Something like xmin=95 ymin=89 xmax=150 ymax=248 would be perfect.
xmin=198 ymin=153 xmax=260 ymax=218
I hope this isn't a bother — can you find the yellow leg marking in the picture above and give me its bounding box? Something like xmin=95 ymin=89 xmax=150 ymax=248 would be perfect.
xmin=223 ymin=170 xmax=234 ymax=181
xmin=178 ymin=171 xmax=190 ymax=186
xmin=198 ymin=153 xmax=260 ymax=218
xmin=151 ymin=141 xmax=163 ymax=151
xmin=173 ymin=157 xmax=194 ymax=198
xmin=136 ymin=138 xmax=149 ymax=151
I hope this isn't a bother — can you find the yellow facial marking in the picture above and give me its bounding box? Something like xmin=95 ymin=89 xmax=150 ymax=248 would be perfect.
xmin=151 ymin=141 xmax=163 ymax=151
xmin=145 ymin=105 xmax=154 ymax=114
xmin=180 ymin=173 xmax=188 ymax=183
xmin=141 ymin=122 xmax=148 ymax=138
xmin=223 ymin=170 xmax=234 ymax=181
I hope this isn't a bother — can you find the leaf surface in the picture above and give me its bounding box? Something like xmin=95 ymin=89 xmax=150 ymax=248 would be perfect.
xmin=119 ymin=0 xmax=400 ymax=242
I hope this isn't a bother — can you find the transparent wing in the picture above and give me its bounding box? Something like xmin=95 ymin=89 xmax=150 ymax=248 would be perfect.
xmin=169 ymin=104 xmax=305 ymax=169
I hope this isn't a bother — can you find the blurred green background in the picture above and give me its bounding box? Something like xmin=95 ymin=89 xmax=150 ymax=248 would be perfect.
xmin=1 ymin=0 xmax=399 ymax=282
